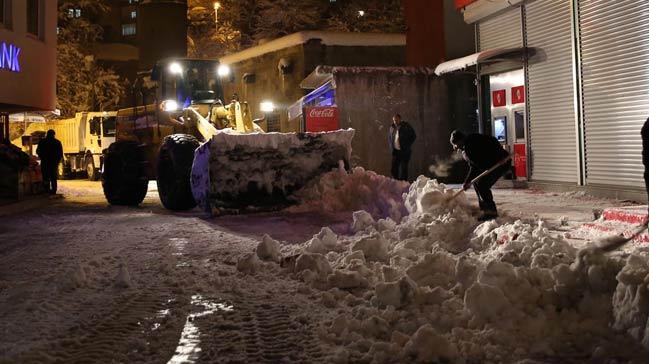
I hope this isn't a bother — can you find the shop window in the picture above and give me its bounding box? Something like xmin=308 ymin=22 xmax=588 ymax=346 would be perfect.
xmin=122 ymin=23 xmax=136 ymax=36
xmin=27 ymin=0 xmax=42 ymax=39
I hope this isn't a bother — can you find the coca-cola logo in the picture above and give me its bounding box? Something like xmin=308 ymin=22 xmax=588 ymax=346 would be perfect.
xmin=308 ymin=108 xmax=336 ymax=118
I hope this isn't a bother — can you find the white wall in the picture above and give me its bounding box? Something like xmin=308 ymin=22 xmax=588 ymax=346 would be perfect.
xmin=0 ymin=0 xmax=56 ymax=112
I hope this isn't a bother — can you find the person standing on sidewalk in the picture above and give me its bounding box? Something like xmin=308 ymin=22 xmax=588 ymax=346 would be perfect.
xmin=642 ymin=118 xmax=649 ymax=213
xmin=36 ymin=129 xmax=63 ymax=195
xmin=450 ymin=130 xmax=510 ymax=221
xmin=388 ymin=114 xmax=416 ymax=181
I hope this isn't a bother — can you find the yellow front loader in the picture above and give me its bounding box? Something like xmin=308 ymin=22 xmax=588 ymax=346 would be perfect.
xmin=102 ymin=58 xmax=353 ymax=211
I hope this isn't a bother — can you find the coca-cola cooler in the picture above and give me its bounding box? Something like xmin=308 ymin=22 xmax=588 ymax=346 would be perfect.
xmin=304 ymin=106 xmax=339 ymax=132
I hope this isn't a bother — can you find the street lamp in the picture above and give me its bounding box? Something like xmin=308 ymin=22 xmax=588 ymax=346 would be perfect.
xmin=358 ymin=10 xmax=365 ymax=17
xmin=213 ymin=2 xmax=221 ymax=33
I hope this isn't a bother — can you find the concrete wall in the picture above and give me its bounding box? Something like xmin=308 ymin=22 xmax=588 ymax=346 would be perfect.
xmin=444 ymin=0 xmax=476 ymax=60
xmin=0 ymin=0 xmax=57 ymax=112
xmin=402 ymin=0 xmax=445 ymax=66
xmin=334 ymin=68 xmax=474 ymax=181
xmin=222 ymin=41 xmax=406 ymax=132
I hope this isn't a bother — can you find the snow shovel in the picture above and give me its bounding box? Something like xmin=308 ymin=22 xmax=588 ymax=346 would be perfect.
xmin=574 ymin=218 xmax=649 ymax=269
xmin=446 ymin=156 xmax=512 ymax=203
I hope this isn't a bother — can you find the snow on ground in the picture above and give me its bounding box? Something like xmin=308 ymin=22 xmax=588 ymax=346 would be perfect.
xmin=249 ymin=175 xmax=649 ymax=363
xmin=1 ymin=173 xmax=649 ymax=363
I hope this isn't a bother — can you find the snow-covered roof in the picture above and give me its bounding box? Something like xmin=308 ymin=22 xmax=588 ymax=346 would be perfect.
xmin=220 ymin=31 xmax=406 ymax=65
xmin=301 ymin=65 xmax=436 ymax=89
xmin=434 ymin=47 xmax=532 ymax=75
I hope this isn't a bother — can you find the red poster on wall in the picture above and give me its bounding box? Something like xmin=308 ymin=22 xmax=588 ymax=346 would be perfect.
xmin=492 ymin=90 xmax=506 ymax=107
xmin=305 ymin=106 xmax=339 ymax=132
xmin=512 ymin=85 xmax=525 ymax=104
xmin=514 ymin=143 xmax=527 ymax=178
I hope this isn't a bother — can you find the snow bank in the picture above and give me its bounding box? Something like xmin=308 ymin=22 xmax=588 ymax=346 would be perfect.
xmin=252 ymin=175 xmax=647 ymax=362
xmin=289 ymin=166 xmax=409 ymax=222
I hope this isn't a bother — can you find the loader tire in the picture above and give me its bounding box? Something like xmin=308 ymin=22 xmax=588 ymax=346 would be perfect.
xmin=102 ymin=141 xmax=148 ymax=206
xmin=156 ymin=134 xmax=199 ymax=211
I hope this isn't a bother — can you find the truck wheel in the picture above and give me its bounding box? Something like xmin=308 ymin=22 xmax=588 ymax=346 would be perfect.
xmin=86 ymin=155 xmax=99 ymax=181
xmin=156 ymin=134 xmax=199 ymax=211
xmin=102 ymin=141 xmax=148 ymax=206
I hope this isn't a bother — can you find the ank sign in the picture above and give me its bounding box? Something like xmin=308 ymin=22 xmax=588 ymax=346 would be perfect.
xmin=0 ymin=42 xmax=21 ymax=72
xmin=305 ymin=106 xmax=339 ymax=132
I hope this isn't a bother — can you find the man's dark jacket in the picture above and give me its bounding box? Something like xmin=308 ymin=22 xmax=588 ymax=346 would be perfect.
xmin=36 ymin=136 xmax=63 ymax=167
xmin=642 ymin=118 xmax=649 ymax=167
xmin=388 ymin=122 xmax=417 ymax=153
xmin=462 ymin=133 xmax=510 ymax=184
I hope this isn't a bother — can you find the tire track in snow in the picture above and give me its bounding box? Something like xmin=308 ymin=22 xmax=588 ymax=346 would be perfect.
xmin=197 ymin=299 xmax=325 ymax=363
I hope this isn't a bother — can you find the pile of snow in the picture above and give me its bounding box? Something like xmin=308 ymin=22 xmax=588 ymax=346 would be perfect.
xmin=191 ymin=129 xmax=355 ymax=210
xmin=289 ymin=166 xmax=410 ymax=222
xmin=243 ymin=175 xmax=648 ymax=362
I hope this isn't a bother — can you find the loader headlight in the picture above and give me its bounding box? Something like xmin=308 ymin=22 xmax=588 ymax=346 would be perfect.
xmin=162 ymin=99 xmax=179 ymax=112
xmin=260 ymin=101 xmax=275 ymax=113
xmin=217 ymin=64 xmax=231 ymax=77
xmin=168 ymin=62 xmax=183 ymax=75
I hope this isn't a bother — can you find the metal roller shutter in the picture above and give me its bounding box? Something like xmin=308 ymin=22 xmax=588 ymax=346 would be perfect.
xmin=526 ymin=0 xmax=578 ymax=183
xmin=478 ymin=7 xmax=523 ymax=51
xmin=579 ymin=0 xmax=649 ymax=188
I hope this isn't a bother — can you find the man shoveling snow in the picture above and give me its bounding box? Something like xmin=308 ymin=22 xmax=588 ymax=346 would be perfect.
xmin=450 ymin=130 xmax=510 ymax=221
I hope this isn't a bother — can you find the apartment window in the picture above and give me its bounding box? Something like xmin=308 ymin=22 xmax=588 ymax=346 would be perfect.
xmin=131 ymin=11 xmax=136 ymax=19
xmin=122 ymin=23 xmax=136 ymax=36
xmin=27 ymin=0 xmax=41 ymax=38
xmin=68 ymin=8 xmax=81 ymax=18
xmin=0 ymin=0 xmax=12 ymax=29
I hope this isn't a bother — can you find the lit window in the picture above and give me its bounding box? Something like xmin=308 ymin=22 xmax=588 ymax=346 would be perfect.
xmin=129 ymin=0 xmax=139 ymax=3
xmin=122 ymin=23 xmax=136 ymax=36
xmin=131 ymin=11 xmax=136 ymax=19
xmin=75 ymin=9 xmax=81 ymax=18
xmin=67 ymin=8 xmax=73 ymax=18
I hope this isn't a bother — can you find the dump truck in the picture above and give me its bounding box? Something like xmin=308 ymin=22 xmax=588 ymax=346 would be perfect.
xmin=12 ymin=111 xmax=118 ymax=180
xmin=103 ymin=58 xmax=353 ymax=211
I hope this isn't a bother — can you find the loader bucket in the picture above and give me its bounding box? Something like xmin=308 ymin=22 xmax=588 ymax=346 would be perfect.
xmin=190 ymin=129 xmax=355 ymax=212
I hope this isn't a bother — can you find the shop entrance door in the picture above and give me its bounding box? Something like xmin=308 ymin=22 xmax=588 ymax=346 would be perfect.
xmin=488 ymin=69 xmax=527 ymax=180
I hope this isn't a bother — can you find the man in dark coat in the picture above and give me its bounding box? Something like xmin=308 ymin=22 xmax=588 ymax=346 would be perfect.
xmin=36 ymin=129 xmax=63 ymax=194
xmin=642 ymin=118 xmax=649 ymax=212
xmin=388 ymin=114 xmax=416 ymax=181
xmin=450 ymin=130 xmax=510 ymax=221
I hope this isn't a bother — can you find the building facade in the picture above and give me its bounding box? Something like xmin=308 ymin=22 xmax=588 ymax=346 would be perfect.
xmin=94 ymin=0 xmax=187 ymax=84
xmin=0 ymin=0 xmax=56 ymax=141
xmin=219 ymin=31 xmax=407 ymax=132
xmin=443 ymin=0 xmax=649 ymax=201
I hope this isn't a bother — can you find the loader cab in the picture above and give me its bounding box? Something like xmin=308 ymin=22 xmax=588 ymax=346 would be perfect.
xmin=151 ymin=59 xmax=226 ymax=110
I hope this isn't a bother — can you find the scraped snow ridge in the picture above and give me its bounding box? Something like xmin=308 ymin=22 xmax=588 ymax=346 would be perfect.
xmin=289 ymin=166 xmax=410 ymax=222
xmin=252 ymin=175 xmax=649 ymax=362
